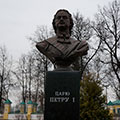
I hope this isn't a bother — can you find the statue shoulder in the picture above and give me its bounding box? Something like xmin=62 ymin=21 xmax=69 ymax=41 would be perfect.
xmin=36 ymin=36 xmax=57 ymax=53
xmin=70 ymin=38 xmax=88 ymax=45
xmin=69 ymin=38 xmax=80 ymax=44
xmin=36 ymin=36 xmax=56 ymax=47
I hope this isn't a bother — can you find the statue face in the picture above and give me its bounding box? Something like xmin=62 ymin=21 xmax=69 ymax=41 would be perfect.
xmin=54 ymin=11 xmax=70 ymax=30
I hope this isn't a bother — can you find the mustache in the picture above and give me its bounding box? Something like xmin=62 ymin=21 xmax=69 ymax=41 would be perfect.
xmin=59 ymin=21 xmax=65 ymax=24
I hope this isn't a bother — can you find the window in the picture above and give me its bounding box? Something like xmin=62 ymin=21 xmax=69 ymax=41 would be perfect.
xmin=113 ymin=108 xmax=115 ymax=114
xmin=117 ymin=108 xmax=120 ymax=114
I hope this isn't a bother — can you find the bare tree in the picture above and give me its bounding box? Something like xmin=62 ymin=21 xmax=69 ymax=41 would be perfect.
xmin=27 ymin=54 xmax=34 ymax=101
xmin=29 ymin=25 xmax=53 ymax=71
xmin=72 ymin=12 xmax=102 ymax=79
xmin=28 ymin=26 xmax=53 ymax=110
xmin=31 ymin=50 xmax=44 ymax=105
xmin=93 ymin=0 xmax=120 ymax=99
xmin=72 ymin=12 xmax=92 ymax=41
xmin=13 ymin=54 xmax=28 ymax=103
xmin=0 ymin=46 xmax=13 ymax=113
xmin=13 ymin=50 xmax=46 ymax=111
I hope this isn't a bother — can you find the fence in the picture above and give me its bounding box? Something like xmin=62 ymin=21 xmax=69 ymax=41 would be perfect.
xmin=1 ymin=99 xmax=43 ymax=120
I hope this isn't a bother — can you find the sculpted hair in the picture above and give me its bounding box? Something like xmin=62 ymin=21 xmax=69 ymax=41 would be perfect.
xmin=52 ymin=9 xmax=74 ymax=35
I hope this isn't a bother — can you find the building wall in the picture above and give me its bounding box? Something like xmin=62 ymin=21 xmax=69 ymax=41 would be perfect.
xmin=7 ymin=114 xmax=43 ymax=120
xmin=108 ymin=105 xmax=120 ymax=115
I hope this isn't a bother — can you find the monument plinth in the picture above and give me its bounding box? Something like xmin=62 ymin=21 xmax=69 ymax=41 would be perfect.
xmin=45 ymin=71 xmax=80 ymax=120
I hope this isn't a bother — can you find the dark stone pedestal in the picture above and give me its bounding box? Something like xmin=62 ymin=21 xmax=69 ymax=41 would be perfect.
xmin=44 ymin=71 xmax=80 ymax=120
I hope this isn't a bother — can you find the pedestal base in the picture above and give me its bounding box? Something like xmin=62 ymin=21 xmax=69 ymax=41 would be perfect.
xmin=44 ymin=71 xmax=80 ymax=120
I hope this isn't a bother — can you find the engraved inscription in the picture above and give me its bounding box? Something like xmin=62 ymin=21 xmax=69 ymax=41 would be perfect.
xmin=49 ymin=91 xmax=75 ymax=103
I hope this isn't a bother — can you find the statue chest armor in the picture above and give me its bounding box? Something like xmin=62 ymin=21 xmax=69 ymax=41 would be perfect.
xmin=45 ymin=38 xmax=79 ymax=59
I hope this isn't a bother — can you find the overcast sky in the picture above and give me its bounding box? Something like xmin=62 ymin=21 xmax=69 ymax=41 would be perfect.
xmin=0 ymin=0 xmax=114 ymax=60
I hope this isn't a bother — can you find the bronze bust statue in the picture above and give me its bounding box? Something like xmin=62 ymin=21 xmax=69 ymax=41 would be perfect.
xmin=36 ymin=9 xmax=89 ymax=71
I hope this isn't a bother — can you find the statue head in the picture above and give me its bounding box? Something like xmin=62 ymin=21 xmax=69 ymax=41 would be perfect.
xmin=52 ymin=9 xmax=74 ymax=36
